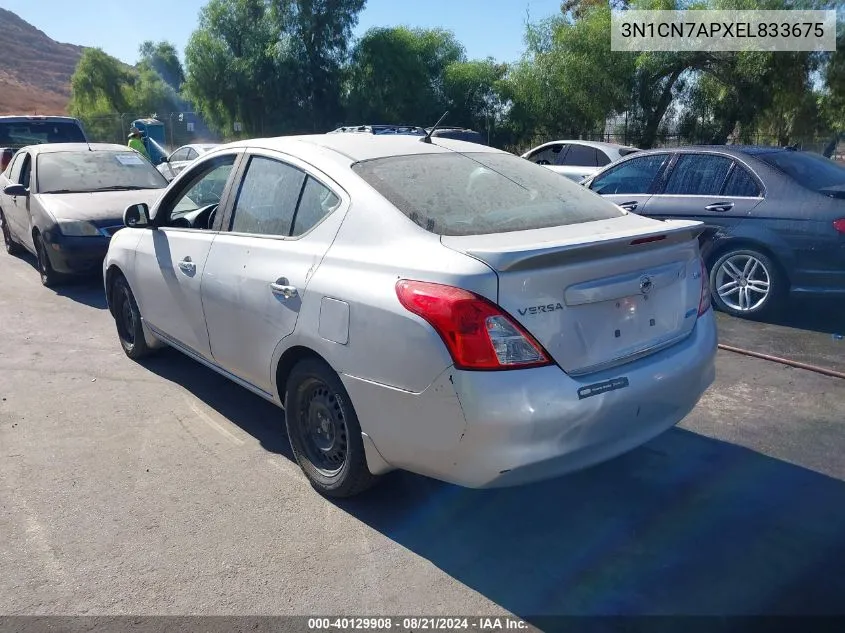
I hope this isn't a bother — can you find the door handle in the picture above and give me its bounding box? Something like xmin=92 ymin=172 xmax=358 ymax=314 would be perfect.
xmin=270 ymin=281 xmax=298 ymax=299
xmin=705 ymin=202 xmax=734 ymax=212
xmin=619 ymin=201 xmax=638 ymax=212
xmin=177 ymin=257 xmax=196 ymax=275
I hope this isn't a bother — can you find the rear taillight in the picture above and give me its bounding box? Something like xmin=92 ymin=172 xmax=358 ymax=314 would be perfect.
xmin=698 ymin=258 xmax=711 ymax=316
xmin=834 ymin=218 xmax=845 ymax=234
xmin=395 ymin=280 xmax=552 ymax=370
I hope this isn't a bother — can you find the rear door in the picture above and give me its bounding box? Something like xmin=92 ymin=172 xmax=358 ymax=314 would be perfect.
xmin=557 ymin=143 xmax=601 ymax=182
xmin=587 ymin=152 xmax=671 ymax=213
xmin=640 ymin=152 xmax=764 ymax=228
xmin=201 ymin=151 xmax=348 ymax=393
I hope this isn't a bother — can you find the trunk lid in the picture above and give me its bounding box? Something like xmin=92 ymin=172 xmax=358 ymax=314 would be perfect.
xmin=441 ymin=214 xmax=706 ymax=376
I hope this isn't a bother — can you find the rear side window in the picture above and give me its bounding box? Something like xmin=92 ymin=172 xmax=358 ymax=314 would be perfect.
xmin=723 ymin=164 xmax=761 ymax=197
xmin=230 ymin=156 xmax=305 ymax=236
xmin=590 ymin=154 xmax=668 ymax=195
xmin=0 ymin=121 xmax=86 ymax=146
xmin=291 ymin=177 xmax=341 ymax=237
xmin=352 ymin=151 xmax=623 ymax=236
xmin=664 ymin=154 xmax=732 ymax=195
xmin=562 ymin=144 xmax=597 ymax=167
xmin=596 ymin=150 xmax=611 ymax=166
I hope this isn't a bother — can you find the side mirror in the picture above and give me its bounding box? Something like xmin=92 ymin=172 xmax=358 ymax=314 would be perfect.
xmin=159 ymin=156 xmax=169 ymax=164
xmin=3 ymin=183 xmax=28 ymax=197
xmin=124 ymin=203 xmax=151 ymax=229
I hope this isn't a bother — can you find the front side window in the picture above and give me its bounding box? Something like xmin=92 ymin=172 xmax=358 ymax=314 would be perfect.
xmin=663 ymin=154 xmax=733 ymax=196
xmin=352 ymin=151 xmax=624 ymax=236
xmin=527 ymin=144 xmax=564 ymax=166
xmin=169 ymin=157 xmax=236 ymax=218
xmin=185 ymin=148 xmax=199 ymax=161
xmin=590 ymin=154 xmax=668 ymax=195
xmin=229 ymin=156 xmax=306 ymax=237
xmin=7 ymin=152 xmax=25 ymax=183
xmin=36 ymin=150 xmax=168 ymax=194
xmin=170 ymin=148 xmax=189 ymax=162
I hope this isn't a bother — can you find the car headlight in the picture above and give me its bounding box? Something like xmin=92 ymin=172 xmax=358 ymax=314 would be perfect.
xmin=56 ymin=220 xmax=101 ymax=237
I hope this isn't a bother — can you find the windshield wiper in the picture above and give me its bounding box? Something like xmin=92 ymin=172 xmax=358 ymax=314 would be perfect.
xmin=88 ymin=186 xmax=152 ymax=192
xmin=41 ymin=189 xmax=77 ymax=194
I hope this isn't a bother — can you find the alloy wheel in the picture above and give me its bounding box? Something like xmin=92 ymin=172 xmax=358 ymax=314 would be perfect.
xmin=715 ymin=253 xmax=771 ymax=313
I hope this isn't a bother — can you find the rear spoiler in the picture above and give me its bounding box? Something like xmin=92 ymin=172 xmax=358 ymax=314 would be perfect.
xmin=442 ymin=219 xmax=706 ymax=272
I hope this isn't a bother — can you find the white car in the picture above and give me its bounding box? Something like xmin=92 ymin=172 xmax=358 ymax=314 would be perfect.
xmin=104 ymin=134 xmax=716 ymax=498
xmin=522 ymin=140 xmax=640 ymax=182
xmin=157 ymin=143 xmax=219 ymax=181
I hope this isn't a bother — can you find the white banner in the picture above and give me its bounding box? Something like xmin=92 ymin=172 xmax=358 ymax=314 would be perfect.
xmin=611 ymin=10 xmax=838 ymax=52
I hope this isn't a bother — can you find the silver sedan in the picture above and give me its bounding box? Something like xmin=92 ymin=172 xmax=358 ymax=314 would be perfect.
xmin=103 ymin=134 xmax=717 ymax=498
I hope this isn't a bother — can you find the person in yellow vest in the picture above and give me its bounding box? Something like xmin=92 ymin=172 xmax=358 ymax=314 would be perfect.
xmin=127 ymin=127 xmax=150 ymax=160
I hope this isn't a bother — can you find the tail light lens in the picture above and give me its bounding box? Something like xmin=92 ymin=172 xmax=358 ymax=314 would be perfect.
xmin=834 ymin=218 xmax=845 ymax=234
xmin=395 ymin=280 xmax=552 ymax=370
xmin=698 ymin=258 xmax=711 ymax=316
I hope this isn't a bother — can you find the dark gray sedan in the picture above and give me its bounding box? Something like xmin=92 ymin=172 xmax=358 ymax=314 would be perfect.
xmin=582 ymin=146 xmax=845 ymax=318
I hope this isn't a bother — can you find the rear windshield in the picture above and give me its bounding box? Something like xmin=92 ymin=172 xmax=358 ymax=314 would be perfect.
xmin=0 ymin=121 xmax=86 ymax=148
xmin=755 ymin=150 xmax=845 ymax=193
xmin=351 ymin=151 xmax=623 ymax=236
xmin=37 ymin=150 xmax=168 ymax=194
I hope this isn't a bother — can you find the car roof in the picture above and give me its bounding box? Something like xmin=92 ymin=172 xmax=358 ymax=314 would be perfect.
xmin=630 ymin=144 xmax=797 ymax=158
xmin=23 ymin=142 xmax=133 ymax=155
xmin=222 ymin=133 xmax=505 ymax=163
xmin=536 ymin=139 xmax=640 ymax=152
xmin=0 ymin=115 xmax=80 ymax=122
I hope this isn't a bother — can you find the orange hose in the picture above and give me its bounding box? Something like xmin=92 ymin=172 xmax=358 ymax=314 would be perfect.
xmin=718 ymin=343 xmax=845 ymax=380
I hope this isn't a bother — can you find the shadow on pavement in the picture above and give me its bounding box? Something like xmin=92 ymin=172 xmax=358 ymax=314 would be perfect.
xmin=17 ymin=251 xmax=108 ymax=309
xmin=334 ymin=428 xmax=845 ymax=621
xmin=140 ymin=348 xmax=293 ymax=459
xmin=136 ymin=346 xmax=845 ymax=621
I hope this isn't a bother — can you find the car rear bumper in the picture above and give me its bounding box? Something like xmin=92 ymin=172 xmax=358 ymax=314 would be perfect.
xmin=343 ymin=309 xmax=718 ymax=488
xmin=42 ymin=232 xmax=110 ymax=275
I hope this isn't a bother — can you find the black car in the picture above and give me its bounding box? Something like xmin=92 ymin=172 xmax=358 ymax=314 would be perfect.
xmin=581 ymin=146 xmax=845 ymax=319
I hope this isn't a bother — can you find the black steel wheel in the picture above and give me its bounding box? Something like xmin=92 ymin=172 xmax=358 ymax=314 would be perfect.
xmin=35 ymin=233 xmax=60 ymax=287
xmin=1 ymin=211 xmax=22 ymax=255
xmin=284 ymin=358 xmax=378 ymax=497
xmin=111 ymin=275 xmax=153 ymax=360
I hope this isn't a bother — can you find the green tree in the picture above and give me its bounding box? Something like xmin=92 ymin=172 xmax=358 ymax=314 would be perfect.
xmin=139 ymin=41 xmax=186 ymax=91
xmin=442 ymin=58 xmax=508 ymax=137
xmin=345 ymin=27 xmax=465 ymax=125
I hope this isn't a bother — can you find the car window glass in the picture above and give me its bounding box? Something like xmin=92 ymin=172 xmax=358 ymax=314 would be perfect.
xmin=527 ymin=144 xmax=563 ymax=166
xmin=170 ymin=158 xmax=236 ymax=218
xmin=722 ymin=164 xmax=761 ymax=197
xmin=7 ymin=153 xmax=24 ymax=183
xmin=185 ymin=149 xmax=198 ymax=161
xmin=230 ymin=156 xmax=306 ymax=237
xmin=590 ymin=154 xmax=668 ymax=195
xmin=37 ymin=150 xmax=167 ymax=193
xmin=292 ymin=177 xmax=341 ymax=236
xmin=171 ymin=149 xmax=188 ymax=162
xmin=562 ymin=144 xmax=597 ymax=167
xmin=19 ymin=155 xmax=31 ymax=189
xmin=664 ymin=154 xmax=732 ymax=195
xmin=595 ymin=149 xmax=611 ymax=167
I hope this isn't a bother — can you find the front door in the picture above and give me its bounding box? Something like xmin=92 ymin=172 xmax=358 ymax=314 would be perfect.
xmin=201 ymin=151 xmax=347 ymax=393
xmin=132 ymin=152 xmax=241 ymax=360
xmin=5 ymin=151 xmax=33 ymax=250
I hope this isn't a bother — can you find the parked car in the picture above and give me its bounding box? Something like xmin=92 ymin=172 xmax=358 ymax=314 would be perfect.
xmin=157 ymin=143 xmax=220 ymax=181
xmin=0 ymin=143 xmax=168 ymax=286
xmin=522 ymin=140 xmax=641 ymax=182
xmin=581 ymin=146 xmax=845 ymax=318
xmin=104 ymin=134 xmax=716 ymax=498
xmin=0 ymin=115 xmax=88 ymax=171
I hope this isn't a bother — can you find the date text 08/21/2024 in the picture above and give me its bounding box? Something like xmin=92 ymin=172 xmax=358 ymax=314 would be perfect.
xmin=307 ymin=617 xmax=529 ymax=631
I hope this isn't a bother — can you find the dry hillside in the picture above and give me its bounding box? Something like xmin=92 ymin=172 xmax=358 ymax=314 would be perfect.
xmin=0 ymin=8 xmax=84 ymax=115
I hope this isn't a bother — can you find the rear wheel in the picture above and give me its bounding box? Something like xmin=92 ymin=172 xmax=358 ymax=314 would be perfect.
xmin=34 ymin=233 xmax=61 ymax=287
xmin=710 ymin=248 xmax=785 ymax=318
xmin=284 ymin=358 xmax=378 ymax=498
xmin=1 ymin=211 xmax=22 ymax=255
xmin=111 ymin=276 xmax=153 ymax=360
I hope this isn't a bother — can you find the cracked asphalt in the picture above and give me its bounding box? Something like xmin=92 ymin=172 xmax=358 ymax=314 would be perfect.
xmin=1 ymin=250 xmax=844 ymax=624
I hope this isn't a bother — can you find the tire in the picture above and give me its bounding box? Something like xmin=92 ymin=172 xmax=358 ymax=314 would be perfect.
xmin=34 ymin=233 xmax=61 ymax=287
xmin=710 ymin=248 xmax=786 ymax=318
xmin=1 ymin=210 xmax=22 ymax=255
xmin=111 ymin=275 xmax=153 ymax=360
xmin=284 ymin=358 xmax=378 ymax=498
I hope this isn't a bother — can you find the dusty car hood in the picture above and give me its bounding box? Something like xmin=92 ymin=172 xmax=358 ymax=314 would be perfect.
xmin=36 ymin=189 xmax=164 ymax=222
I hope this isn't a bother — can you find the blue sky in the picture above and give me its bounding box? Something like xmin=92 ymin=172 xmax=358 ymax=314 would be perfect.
xmin=2 ymin=0 xmax=562 ymax=65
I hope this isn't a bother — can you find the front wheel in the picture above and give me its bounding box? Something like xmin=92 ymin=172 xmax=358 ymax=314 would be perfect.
xmin=710 ymin=248 xmax=785 ymax=318
xmin=35 ymin=233 xmax=61 ymax=287
xmin=284 ymin=358 xmax=378 ymax=498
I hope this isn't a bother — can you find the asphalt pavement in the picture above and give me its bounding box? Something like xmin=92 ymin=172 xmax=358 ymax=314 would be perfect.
xmin=1 ymin=251 xmax=844 ymax=624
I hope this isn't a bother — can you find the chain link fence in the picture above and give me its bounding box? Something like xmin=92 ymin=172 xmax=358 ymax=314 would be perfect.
xmin=79 ymin=112 xmax=221 ymax=152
